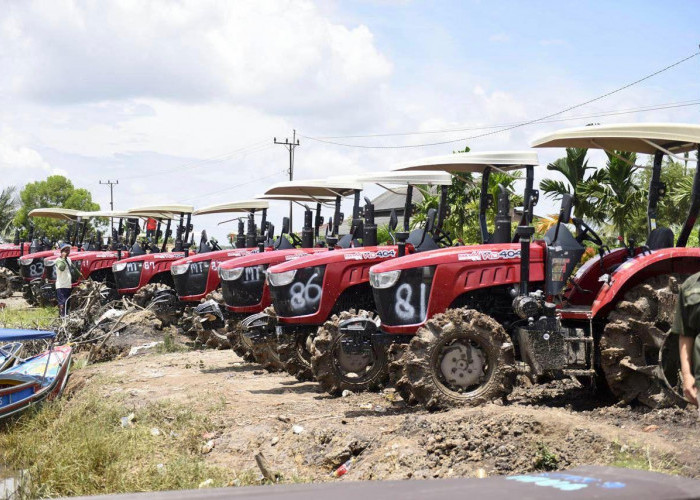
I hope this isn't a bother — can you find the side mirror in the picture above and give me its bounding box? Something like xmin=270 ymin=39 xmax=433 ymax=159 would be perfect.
xmin=388 ymin=209 xmax=398 ymax=232
xmin=425 ymin=208 xmax=437 ymax=233
xmin=364 ymin=196 xmax=372 ymax=206
xmin=559 ymin=193 xmax=573 ymax=224
xmin=281 ymin=217 xmax=290 ymax=235
xmin=337 ymin=212 xmax=345 ymax=225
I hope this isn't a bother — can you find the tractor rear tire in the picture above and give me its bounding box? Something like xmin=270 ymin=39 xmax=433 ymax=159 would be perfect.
xmin=22 ymin=285 xmax=37 ymax=306
xmin=399 ymin=308 xmax=516 ymax=411
xmin=251 ymin=341 xmax=285 ymax=372
xmin=0 ymin=267 xmax=15 ymax=299
xmin=310 ymin=310 xmax=389 ymax=395
xmin=601 ymin=274 xmax=687 ymax=408
xmin=278 ymin=331 xmax=315 ymax=382
xmin=387 ymin=342 xmax=416 ymax=405
xmin=134 ymin=283 xmax=179 ymax=327
xmin=227 ymin=321 xmax=256 ymax=362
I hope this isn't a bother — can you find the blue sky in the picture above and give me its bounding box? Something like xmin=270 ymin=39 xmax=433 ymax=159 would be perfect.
xmin=0 ymin=0 xmax=698 ymax=240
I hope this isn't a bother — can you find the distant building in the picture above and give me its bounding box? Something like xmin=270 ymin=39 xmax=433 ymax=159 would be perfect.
xmin=371 ymin=186 xmax=426 ymax=228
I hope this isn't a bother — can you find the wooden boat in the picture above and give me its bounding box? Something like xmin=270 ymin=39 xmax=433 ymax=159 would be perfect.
xmin=0 ymin=342 xmax=22 ymax=372
xmin=0 ymin=329 xmax=72 ymax=420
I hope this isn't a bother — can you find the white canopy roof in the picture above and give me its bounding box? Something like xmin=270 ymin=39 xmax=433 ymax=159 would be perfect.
xmin=264 ymin=179 xmax=363 ymax=199
xmin=356 ymin=170 xmax=453 ymax=186
xmin=28 ymin=208 xmax=82 ymax=220
xmin=127 ymin=204 xmax=194 ymax=215
xmin=257 ymin=194 xmax=336 ymax=203
xmin=531 ymin=123 xmax=700 ymax=154
xmin=193 ymin=199 xmax=270 ymax=216
xmin=393 ymin=151 xmax=539 ymax=173
xmin=76 ymin=209 xmax=176 ymax=219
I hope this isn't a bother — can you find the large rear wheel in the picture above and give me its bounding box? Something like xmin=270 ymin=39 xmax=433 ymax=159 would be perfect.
xmin=400 ymin=308 xmax=516 ymax=411
xmin=310 ymin=310 xmax=389 ymax=395
xmin=601 ymin=274 xmax=687 ymax=408
xmin=227 ymin=320 xmax=256 ymax=362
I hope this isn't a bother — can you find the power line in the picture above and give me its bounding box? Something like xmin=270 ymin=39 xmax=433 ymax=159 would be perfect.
xmin=274 ymin=130 xmax=300 ymax=228
xmin=310 ymin=99 xmax=700 ymax=139
xmin=182 ymin=169 xmax=286 ymax=203
xmin=122 ymin=139 xmax=271 ymax=180
xmin=301 ymin=49 xmax=700 ymax=149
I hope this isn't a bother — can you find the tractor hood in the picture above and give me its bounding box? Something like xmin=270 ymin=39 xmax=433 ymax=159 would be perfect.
xmin=170 ymin=248 xmax=260 ymax=267
xmin=219 ymin=247 xmax=327 ymax=272
xmin=267 ymin=245 xmax=399 ymax=276
xmin=45 ymin=250 xmax=122 ymax=264
xmin=19 ymin=249 xmax=62 ymax=263
xmin=118 ymin=252 xmax=188 ymax=265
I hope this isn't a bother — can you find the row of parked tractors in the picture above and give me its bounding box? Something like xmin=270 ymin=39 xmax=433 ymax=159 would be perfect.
xmin=1 ymin=122 xmax=699 ymax=411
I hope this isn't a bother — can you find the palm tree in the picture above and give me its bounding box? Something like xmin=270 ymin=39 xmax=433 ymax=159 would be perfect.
xmin=579 ymin=151 xmax=645 ymax=242
xmin=540 ymin=147 xmax=605 ymax=222
xmin=0 ymin=186 xmax=18 ymax=239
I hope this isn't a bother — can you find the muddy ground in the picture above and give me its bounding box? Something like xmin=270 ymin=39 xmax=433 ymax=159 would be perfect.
xmin=67 ymin=345 xmax=700 ymax=483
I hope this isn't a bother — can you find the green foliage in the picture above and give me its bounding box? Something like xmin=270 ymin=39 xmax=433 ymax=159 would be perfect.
xmin=14 ymin=175 xmax=100 ymax=241
xmin=534 ymin=442 xmax=559 ymax=471
xmin=376 ymin=224 xmax=392 ymax=245
xmin=0 ymin=186 xmax=19 ymax=237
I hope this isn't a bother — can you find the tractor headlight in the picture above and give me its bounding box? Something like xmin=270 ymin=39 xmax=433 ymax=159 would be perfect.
xmin=369 ymin=270 xmax=401 ymax=289
xmin=268 ymin=269 xmax=297 ymax=287
xmin=44 ymin=259 xmax=55 ymax=267
xmin=171 ymin=263 xmax=189 ymax=276
xmin=19 ymin=257 xmax=32 ymax=266
xmin=219 ymin=267 xmax=244 ymax=281
xmin=112 ymin=262 xmax=127 ymax=272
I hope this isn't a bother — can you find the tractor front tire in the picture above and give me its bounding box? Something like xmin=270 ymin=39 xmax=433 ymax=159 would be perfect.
xmin=400 ymin=308 xmax=516 ymax=411
xmin=387 ymin=342 xmax=416 ymax=405
xmin=601 ymin=274 xmax=687 ymax=408
xmin=278 ymin=331 xmax=315 ymax=382
xmin=227 ymin=321 xmax=256 ymax=361
xmin=310 ymin=310 xmax=389 ymax=395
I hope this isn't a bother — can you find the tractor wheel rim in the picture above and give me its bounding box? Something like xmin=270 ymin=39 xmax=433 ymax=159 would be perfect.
xmin=434 ymin=338 xmax=488 ymax=394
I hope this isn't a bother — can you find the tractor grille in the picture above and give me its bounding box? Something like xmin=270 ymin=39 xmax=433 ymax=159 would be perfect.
xmin=221 ymin=265 xmax=267 ymax=307
xmin=373 ymin=266 xmax=435 ymax=326
xmin=269 ymin=265 xmax=325 ymax=317
xmin=173 ymin=260 xmax=210 ymax=297
xmin=19 ymin=258 xmax=45 ymax=280
xmin=114 ymin=261 xmax=143 ymax=290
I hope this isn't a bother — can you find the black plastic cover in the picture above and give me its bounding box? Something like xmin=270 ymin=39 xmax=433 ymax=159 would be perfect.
xmin=173 ymin=260 xmax=210 ymax=297
xmin=114 ymin=261 xmax=143 ymax=290
xmin=221 ymin=264 xmax=268 ymax=307
xmin=373 ymin=266 xmax=435 ymax=326
xmin=19 ymin=258 xmax=45 ymax=280
xmin=269 ymin=265 xmax=325 ymax=317
xmin=544 ymin=225 xmax=585 ymax=296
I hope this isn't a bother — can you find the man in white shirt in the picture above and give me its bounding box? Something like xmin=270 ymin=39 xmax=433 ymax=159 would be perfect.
xmin=55 ymin=244 xmax=73 ymax=316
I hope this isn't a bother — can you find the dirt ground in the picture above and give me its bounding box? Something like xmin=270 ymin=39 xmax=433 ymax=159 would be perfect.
xmin=66 ymin=344 xmax=700 ymax=483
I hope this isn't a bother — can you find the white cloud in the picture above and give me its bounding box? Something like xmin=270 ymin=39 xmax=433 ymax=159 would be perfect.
xmin=0 ymin=135 xmax=50 ymax=171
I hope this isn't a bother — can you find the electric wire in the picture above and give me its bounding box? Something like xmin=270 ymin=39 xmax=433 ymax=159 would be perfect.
xmin=301 ymin=50 xmax=700 ymax=149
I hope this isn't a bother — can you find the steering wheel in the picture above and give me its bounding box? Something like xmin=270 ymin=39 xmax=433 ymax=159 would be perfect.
xmin=571 ymin=217 xmax=603 ymax=246
xmin=433 ymin=228 xmax=453 ymax=247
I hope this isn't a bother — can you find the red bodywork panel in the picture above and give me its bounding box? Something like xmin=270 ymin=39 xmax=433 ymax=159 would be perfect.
xmin=45 ymin=250 xmax=130 ymax=286
xmin=370 ymin=243 xmax=546 ymax=334
xmin=267 ymin=246 xmax=401 ymax=326
xmin=588 ymin=247 xmax=700 ymax=319
xmin=115 ymin=252 xmax=188 ymax=294
xmin=218 ymin=247 xmax=328 ymax=313
xmin=0 ymin=242 xmax=31 ymax=261
xmin=172 ymin=248 xmax=262 ymax=302
xmin=18 ymin=249 xmax=66 ymax=282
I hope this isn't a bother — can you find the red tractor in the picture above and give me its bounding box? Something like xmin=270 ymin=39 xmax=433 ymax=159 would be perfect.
xmin=0 ymin=225 xmax=52 ymax=299
xmin=18 ymin=208 xmax=86 ymax=304
xmin=260 ymin=170 xmax=460 ymax=385
xmin=372 ymin=123 xmax=700 ymax=410
xmin=170 ymin=199 xmax=275 ymax=305
xmin=301 ymin=152 xmax=540 ymax=395
xmin=111 ymin=205 xmax=198 ymax=296
xmin=206 ymin=185 xmax=357 ymax=366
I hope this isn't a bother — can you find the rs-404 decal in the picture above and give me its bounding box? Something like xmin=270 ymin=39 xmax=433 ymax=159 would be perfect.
xmin=344 ymin=249 xmax=397 ymax=261
xmin=457 ymin=249 xmax=521 ymax=261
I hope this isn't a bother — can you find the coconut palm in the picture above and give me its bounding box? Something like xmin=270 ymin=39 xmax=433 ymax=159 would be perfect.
xmin=540 ymin=147 xmax=606 ymax=223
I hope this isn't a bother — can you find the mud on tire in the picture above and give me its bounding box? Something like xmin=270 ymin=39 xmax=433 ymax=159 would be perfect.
xmin=227 ymin=320 xmax=256 ymax=362
xmin=601 ymin=274 xmax=687 ymax=408
xmin=310 ymin=310 xmax=389 ymax=395
xmin=0 ymin=267 xmax=15 ymax=299
xmin=399 ymin=307 xmax=516 ymax=411
xmin=249 ymin=307 xmax=285 ymax=372
xmin=134 ymin=283 xmax=179 ymax=326
xmin=387 ymin=342 xmax=415 ymax=405
xmin=278 ymin=330 xmax=315 ymax=382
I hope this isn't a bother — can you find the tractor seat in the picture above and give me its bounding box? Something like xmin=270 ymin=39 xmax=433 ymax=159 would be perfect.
xmin=406 ymin=228 xmax=439 ymax=252
xmin=130 ymin=243 xmax=146 ymax=256
xmin=274 ymin=237 xmax=295 ymax=250
xmin=646 ymin=227 xmax=674 ymax=250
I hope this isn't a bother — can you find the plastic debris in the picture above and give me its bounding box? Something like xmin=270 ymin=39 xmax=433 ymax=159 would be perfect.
xmin=201 ymin=440 xmax=215 ymax=454
xmin=150 ymin=427 xmax=161 ymax=436
xmin=198 ymin=479 xmax=214 ymax=489
xmin=120 ymin=413 xmax=135 ymax=428
xmin=292 ymin=425 xmax=304 ymax=434
xmin=341 ymin=390 xmax=353 ymax=397
xmin=332 ymin=457 xmax=355 ymax=477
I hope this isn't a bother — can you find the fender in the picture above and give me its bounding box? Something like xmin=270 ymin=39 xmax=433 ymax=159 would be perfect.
xmin=591 ymin=247 xmax=700 ymax=318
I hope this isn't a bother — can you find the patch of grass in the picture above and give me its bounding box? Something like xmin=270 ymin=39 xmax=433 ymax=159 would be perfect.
xmin=0 ymin=306 xmax=56 ymax=330
xmin=612 ymin=443 xmax=681 ymax=475
xmin=533 ymin=442 xmax=559 ymax=471
xmin=156 ymin=333 xmax=187 ymax=354
xmin=0 ymin=389 xmax=250 ymax=498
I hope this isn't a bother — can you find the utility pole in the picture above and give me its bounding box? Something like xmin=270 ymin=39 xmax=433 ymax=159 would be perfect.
xmin=100 ymin=179 xmax=118 ymax=236
xmin=274 ymin=130 xmax=300 ymax=229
